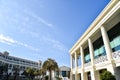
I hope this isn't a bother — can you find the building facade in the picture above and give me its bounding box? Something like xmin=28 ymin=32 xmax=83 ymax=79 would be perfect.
xmin=0 ymin=51 xmax=42 ymax=75
xmin=59 ymin=66 xmax=70 ymax=80
xmin=69 ymin=0 xmax=120 ymax=80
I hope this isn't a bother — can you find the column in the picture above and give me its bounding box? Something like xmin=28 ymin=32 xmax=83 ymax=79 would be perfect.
xmin=101 ymin=26 xmax=115 ymax=76
xmin=88 ymin=38 xmax=94 ymax=66
xmin=80 ymin=46 xmax=84 ymax=69
xmin=88 ymin=38 xmax=98 ymax=80
xmin=75 ymin=52 xmax=78 ymax=69
xmin=70 ymin=54 xmax=73 ymax=69
xmin=70 ymin=54 xmax=73 ymax=80
xmin=81 ymin=71 xmax=88 ymax=80
xmin=80 ymin=46 xmax=86 ymax=80
xmin=100 ymin=26 xmax=113 ymax=61
xmin=75 ymin=52 xmax=78 ymax=80
xmin=91 ymin=70 xmax=100 ymax=80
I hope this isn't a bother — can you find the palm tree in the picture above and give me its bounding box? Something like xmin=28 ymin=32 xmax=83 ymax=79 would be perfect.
xmin=26 ymin=67 xmax=35 ymax=80
xmin=34 ymin=69 xmax=40 ymax=79
xmin=39 ymin=68 xmax=46 ymax=79
xmin=21 ymin=70 xmax=29 ymax=78
xmin=42 ymin=58 xmax=58 ymax=80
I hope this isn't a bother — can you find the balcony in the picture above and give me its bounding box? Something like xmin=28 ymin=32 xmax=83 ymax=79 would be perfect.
xmin=112 ymin=50 xmax=120 ymax=60
xmin=94 ymin=55 xmax=108 ymax=64
xmin=84 ymin=62 xmax=91 ymax=67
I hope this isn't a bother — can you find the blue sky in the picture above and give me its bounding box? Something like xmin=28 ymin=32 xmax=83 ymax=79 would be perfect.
xmin=0 ymin=0 xmax=110 ymax=67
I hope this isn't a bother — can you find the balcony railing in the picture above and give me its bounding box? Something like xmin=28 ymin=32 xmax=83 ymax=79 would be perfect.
xmin=94 ymin=55 xmax=108 ymax=64
xmin=0 ymin=56 xmax=39 ymax=68
xmin=84 ymin=62 xmax=91 ymax=67
xmin=112 ymin=50 xmax=120 ymax=59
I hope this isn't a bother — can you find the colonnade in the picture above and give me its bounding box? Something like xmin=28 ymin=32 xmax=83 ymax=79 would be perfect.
xmin=70 ymin=26 xmax=115 ymax=80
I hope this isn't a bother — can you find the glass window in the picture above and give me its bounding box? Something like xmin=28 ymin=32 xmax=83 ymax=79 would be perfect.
xmin=62 ymin=71 xmax=66 ymax=77
xmin=85 ymin=54 xmax=90 ymax=63
xmin=94 ymin=49 xmax=99 ymax=57
xmin=108 ymin=22 xmax=120 ymax=52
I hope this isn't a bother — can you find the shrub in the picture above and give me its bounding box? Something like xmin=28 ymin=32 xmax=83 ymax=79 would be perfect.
xmin=100 ymin=70 xmax=116 ymax=80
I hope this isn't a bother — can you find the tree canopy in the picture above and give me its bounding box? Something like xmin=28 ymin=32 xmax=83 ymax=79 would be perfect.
xmin=100 ymin=70 xmax=116 ymax=80
xmin=42 ymin=58 xmax=58 ymax=80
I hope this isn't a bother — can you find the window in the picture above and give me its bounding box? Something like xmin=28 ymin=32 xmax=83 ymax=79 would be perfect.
xmin=108 ymin=22 xmax=120 ymax=52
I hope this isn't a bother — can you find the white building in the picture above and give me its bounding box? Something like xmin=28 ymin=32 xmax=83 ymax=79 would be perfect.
xmin=59 ymin=66 xmax=70 ymax=80
xmin=69 ymin=0 xmax=120 ymax=80
xmin=0 ymin=51 xmax=42 ymax=75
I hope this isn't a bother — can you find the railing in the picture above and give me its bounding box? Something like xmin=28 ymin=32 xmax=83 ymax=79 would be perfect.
xmin=84 ymin=62 xmax=91 ymax=67
xmin=112 ymin=50 xmax=120 ymax=59
xmin=0 ymin=56 xmax=39 ymax=68
xmin=94 ymin=55 xmax=108 ymax=64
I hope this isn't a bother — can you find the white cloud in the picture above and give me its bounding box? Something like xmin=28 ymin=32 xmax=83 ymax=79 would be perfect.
xmin=0 ymin=34 xmax=16 ymax=43
xmin=19 ymin=28 xmax=40 ymax=38
xmin=43 ymin=37 xmax=68 ymax=52
xmin=0 ymin=34 xmax=39 ymax=52
xmin=24 ymin=9 xmax=53 ymax=28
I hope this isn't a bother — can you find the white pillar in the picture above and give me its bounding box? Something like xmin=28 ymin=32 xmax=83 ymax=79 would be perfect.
xmin=70 ymin=54 xmax=73 ymax=69
xmin=80 ymin=46 xmax=86 ymax=80
xmin=100 ymin=26 xmax=113 ymax=61
xmin=81 ymin=72 xmax=84 ymax=80
xmin=91 ymin=70 xmax=96 ymax=80
xmin=75 ymin=52 xmax=78 ymax=69
xmin=101 ymin=26 xmax=115 ymax=78
xmin=75 ymin=52 xmax=78 ymax=80
xmin=88 ymin=38 xmax=100 ymax=80
xmin=81 ymin=70 xmax=88 ymax=80
xmin=70 ymin=54 xmax=73 ymax=80
xmin=88 ymin=38 xmax=94 ymax=66
xmin=91 ymin=70 xmax=100 ymax=80
xmin=80 ymin=46 xmax=84 ymax=69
